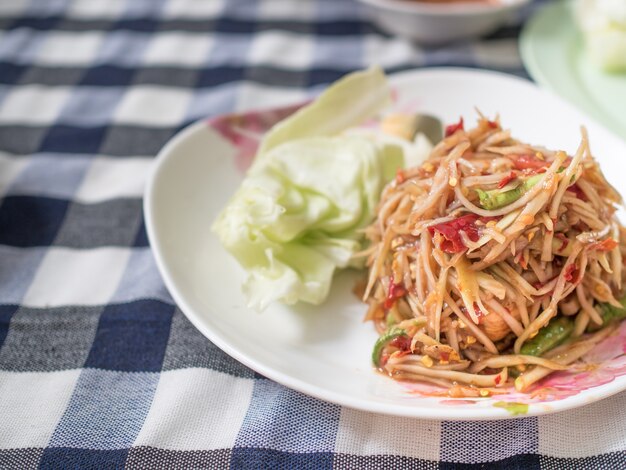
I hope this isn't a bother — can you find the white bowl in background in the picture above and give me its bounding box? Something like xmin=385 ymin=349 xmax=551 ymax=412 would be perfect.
xmin=357 ymin=0 xmax=531 ymax=44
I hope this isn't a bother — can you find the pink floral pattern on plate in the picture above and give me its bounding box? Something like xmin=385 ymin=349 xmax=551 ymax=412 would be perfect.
xmin=205 ymin=86 xmax=412 ymax=172
xmin=206 ymin=102 xmax=307 ymax=172
xmin=399 ymin=322 xmax=626 ymax=409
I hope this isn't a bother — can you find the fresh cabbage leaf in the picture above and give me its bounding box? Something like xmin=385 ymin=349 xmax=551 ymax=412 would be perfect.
xmin=257 ymin=66 xmax=391 ymax=157
xmin=212 ymin=136 xmax=403 ymax=310
xmin=212 ymin=67 xmax=418 ymax=310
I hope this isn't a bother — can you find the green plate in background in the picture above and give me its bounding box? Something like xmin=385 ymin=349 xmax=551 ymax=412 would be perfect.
xmin=520 ymin=1 xmax=626 ymax=141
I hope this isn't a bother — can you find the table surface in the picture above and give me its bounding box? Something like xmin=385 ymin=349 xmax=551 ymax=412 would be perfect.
xmin=1 ymin=0 xmax=625 ymax=469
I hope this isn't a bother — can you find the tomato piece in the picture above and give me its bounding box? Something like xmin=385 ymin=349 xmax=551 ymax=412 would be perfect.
xmin=389 ymin=335 xmax=412 ymax=352
xmin=590 ymin=238 xmax=618 ymax=252
xmin=512 ymin=154 xmax=548 ymax=171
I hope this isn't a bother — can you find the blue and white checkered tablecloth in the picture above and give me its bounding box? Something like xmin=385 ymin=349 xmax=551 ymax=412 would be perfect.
xmin=1 ymin=0 xmax=625 ymax=468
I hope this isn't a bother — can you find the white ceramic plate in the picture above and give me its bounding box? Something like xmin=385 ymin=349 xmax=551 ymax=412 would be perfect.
xmin=145 ymin=68 xmax=626 ymax=420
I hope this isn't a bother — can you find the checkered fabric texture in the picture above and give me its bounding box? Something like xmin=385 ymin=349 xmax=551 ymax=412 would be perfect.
xmin=0 ymin=0 xmax=625 ymax=469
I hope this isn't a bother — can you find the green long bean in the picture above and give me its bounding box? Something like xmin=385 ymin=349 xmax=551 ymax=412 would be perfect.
xmin=520 ymin=317 xmax=574 ymax=357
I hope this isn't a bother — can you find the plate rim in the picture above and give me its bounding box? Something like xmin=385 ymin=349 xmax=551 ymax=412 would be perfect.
xmin=144 ymin=66 xmax=626 ymax=420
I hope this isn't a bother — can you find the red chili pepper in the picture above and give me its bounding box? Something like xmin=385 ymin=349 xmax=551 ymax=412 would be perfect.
xmin=564 ymin=264 xmax=579 ymax=282
xmin=384 ymin=276 xmax=406 ymax=310
xmin=519 ymin=256 xmax=528 ymax=270
xmin=395 ymin=168 xmax=405 ymax=184
xmin=495 ymin=375 xmax=502 ymax=386
xmin=487 ymin=120 xmax=499 ymax=129
xmin=567 ymin=183 xmax=587 ymax=201
xmin=428 ymin=214 xmax=496 ymax=253
xmin=380 ymin=354 xmax=389 ymax=367
xmin=589 ymin=238 xmax=618 ymax=252
xmin=473 ymin=302 xmax=486 ymax=321
xmin=512 ymin=154 xmax=549 ymax=171
xmin=555 ymin=233 xmax=569 ymax=251
xmin=429 ymin=214 xmax=478 ymax=253
xmin=497 ymin=171 xmax=517 ymax=189
xmin=445 ymin=117 xmax=464 ymax=137
xmin=460 ymin=303 xmax=486 ymax=324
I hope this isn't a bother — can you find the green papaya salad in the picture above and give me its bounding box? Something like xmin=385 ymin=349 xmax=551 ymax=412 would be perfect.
xmin=362 ymin=111 xmax=626 ymax=395
xmin=213 ymin=68 xmax=626 ymax=395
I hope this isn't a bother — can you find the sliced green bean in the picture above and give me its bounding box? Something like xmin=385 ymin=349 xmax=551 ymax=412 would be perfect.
xmin=476 ymin=174 xmax=543 ymax=210
xmin=372 ymin=327 xmax=407 ymax=368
